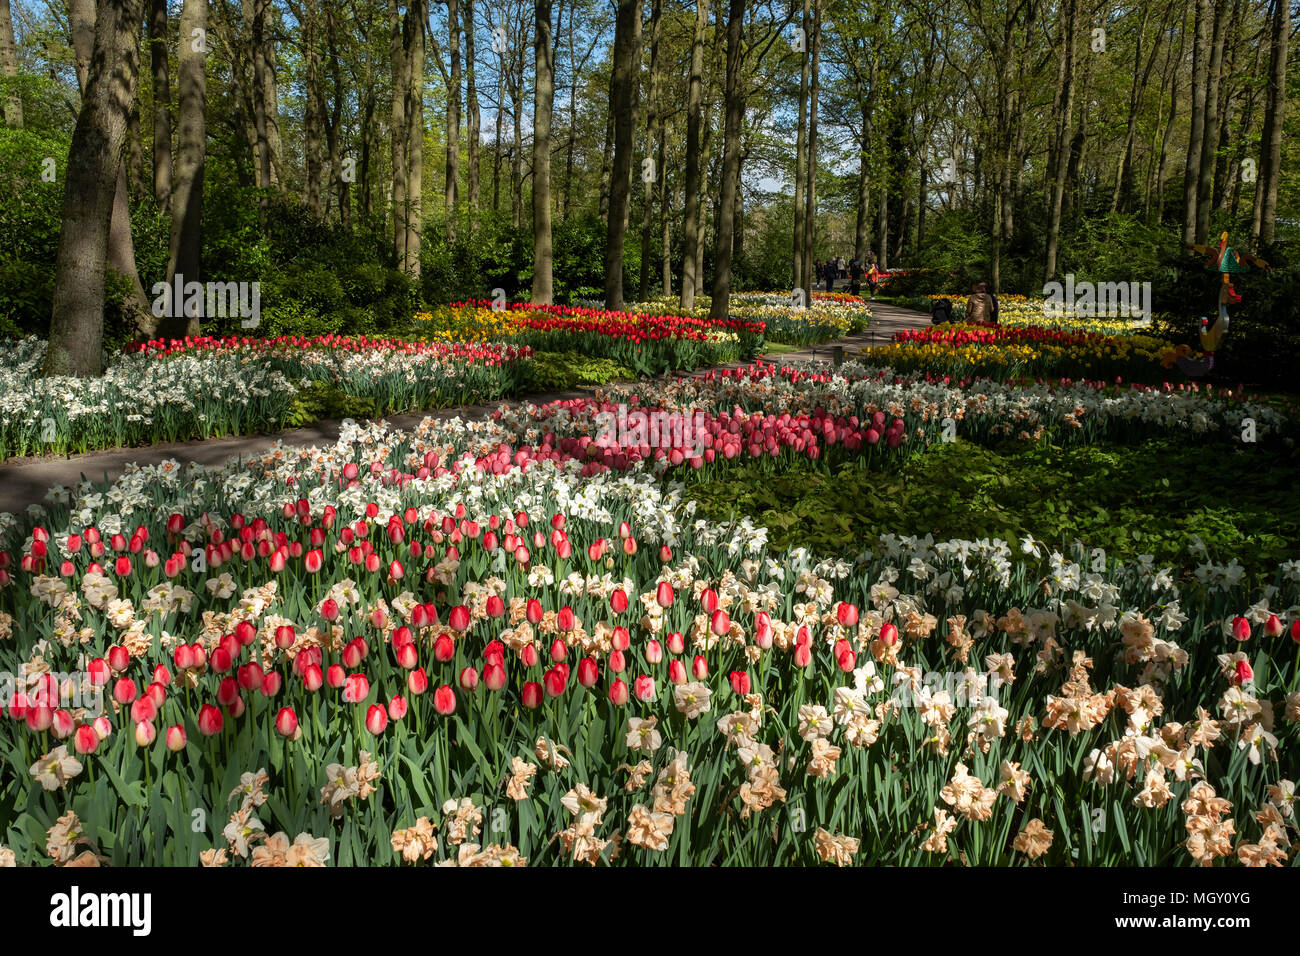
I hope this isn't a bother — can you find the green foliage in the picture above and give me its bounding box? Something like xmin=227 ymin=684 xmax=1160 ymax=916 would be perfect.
xmin=520 ymin=350 xmax=634 ymax=392
xmin=685 ymin=437 xmax=1300 ymax=581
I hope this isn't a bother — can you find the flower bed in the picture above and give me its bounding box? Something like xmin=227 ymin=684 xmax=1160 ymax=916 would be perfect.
xmin=416 ymin=303 xmax=764 ymax=376
xmin=0 ymin=336 xmax=531 ymax=461
xmin=0 ymin=366 xmax=1295 ymax=866
xmin=859 ymin=323 xmax=1186 ymax=383
xmin=627 ymin=294 xmax=871 ymax=347
xmin=898 ymin=294 xmax=1152 ymax=334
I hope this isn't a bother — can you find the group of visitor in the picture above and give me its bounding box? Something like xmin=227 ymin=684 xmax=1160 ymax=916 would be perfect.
xmin=815 ymin=252 xmax=882 ymax=299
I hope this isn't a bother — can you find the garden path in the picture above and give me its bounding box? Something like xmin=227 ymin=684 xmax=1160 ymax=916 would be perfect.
xmin=0 ymin=302 xmax=931 ymax=515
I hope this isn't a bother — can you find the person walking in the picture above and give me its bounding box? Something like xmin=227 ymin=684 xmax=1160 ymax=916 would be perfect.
xmin=848 ymin=256 xmax=863 ymax=296
xmin=822 ymin=258 xmax=836 ymax=294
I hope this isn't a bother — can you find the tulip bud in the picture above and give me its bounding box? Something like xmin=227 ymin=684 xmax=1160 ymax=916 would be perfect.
xmin=544 ymin=667 xmax=567 ymax=698
xmin=633 ymin=674 xmax=656 ymax=701
xmin=302 ymin=665 xmax=324 ymax=692
xmin=434 ymin=685 xmax=457 ymax=714
xmin=130 ymin=696 xmax=156 ymax=724
xmin=520 ymin=643 xmax=540 ymax=668
xmin=407 ymin=667 xmax=429 ymax=695
xmin=260 ymin=672 xmax=282 ymax=698
xmin=448 ymin=605 xmax=471 ymax=631
xmin=520 ymin=681 xmax=543 ymax=709
xmin=710 ymin=609 xmax=731 ymax=636
xmin=550 ymin=638 xmax=568 ymax=662
xmin=52 ymin=709 xmax=74 ymax=738
xmin=197 ymin=705 xmax=224 ymax=736
xmin=608 ymin=679 xmax=629 ymax=705
xmin=645 ymin=640 xmax=663 ymax=664
xmin=610 ymin=589 xmax=629 ymax=615
xmin=656 ymin=581 xmax=675 ymax=608
xmin=836 ymin=602 xmax=859 ymax=627
xmin=611 ymin=626 xmax=631 ymax=651
xmin=275 ymin=707 xmax=299 ymax=738
xmin=165 ymin=724 xmax=187 ymax=751
xmin=112 ymin=678 xmax=137 ymax=706
xmin=1292 ymin=620 xmax=1300 ymax=645
xmin=576 ymin=657 xmax=599 ymax=688
xmin=483 ymin=663 xmax=506 ymax=691
xmin=526 ymin=599 xmax=544 ymax=625
xmin=388 ymin=695 xmax=409 ymax=721
xmin=365 ymin=705 xmax=389 ymax=735
xmin=459 ymin=667 xmax=480 ymax=691
xmin=1234 ymin=659 xmax=1253 ymax=685
xmin=1232 ymin=616 xmax=1251 ymax=642
xmin=729 ymin=671 xmax=752 ymax=695
xmin=433 ymin=634 xmax=456 ymax=662
xmin=342 ymin=673 xmax=371 ymax=703
xmin=557 ymin=606 xmax=576 ymax=632
xmin=692 ymin=655 xmax=708 ymax=679
xmin=73 ymin=724 xmax=100 ymax=754
xmin=134 ymin=720 xmax=156 ymax=747
xmin=794 ymin=644 xmax=813 ymax=668
xmin=879 ymin=622 xmax=899 ymax=647
xmin=1264 ymin=614 xmax=1283 ymax=638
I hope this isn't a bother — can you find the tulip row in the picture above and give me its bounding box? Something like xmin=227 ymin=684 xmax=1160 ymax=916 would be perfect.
xmin=0 ymin=395 xmax=1296 ymax=865
xmin=861 ymin=323 xmax=1185 ymax=384
xmin=416 ymin=303 xmax=765 ymax=376
xmin=624 ymin=294 xmax=872 ymax=346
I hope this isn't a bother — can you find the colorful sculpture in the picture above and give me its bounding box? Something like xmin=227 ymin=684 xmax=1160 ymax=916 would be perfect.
xmin=1175 ymin=232 xmax=1269 ymax=376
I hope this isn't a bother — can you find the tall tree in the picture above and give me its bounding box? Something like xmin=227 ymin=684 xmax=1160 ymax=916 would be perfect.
xmin=403 ymin=0 xmax=425 ymax=277
xmin=636 ymin=0 xmax=662 ymax=301
xmin=708 ymin=0 xmax=743 ymax=320
xmin=45 ymin=0 xmax=144 ymax=377
xmin=602 ymin=0 xmax=640 ymax=310
xmin=678 ymin=0 xmax=709 ymax=309
xmin=1252 ymin=0 xmax=1288 ymax=246
xmin=164 ymin=0 xmax=207 ymax=336
xmin=390 ymin=0 xmax=409 ymax=268
xmin=532 ymin=0 xmax=553 ymax=302
xmin=1194 ymin=0 xmax=1230 ymax=244
xmin=1 ymin=0 xmax=22 ymax=127
xmin=1182 ymin=0 xmax=1211 ymax=244
xmin=445 ymin=0 xmax=460 ymax=240
xmin=792 ymin=0 xmax=808 ymax=291
xmin=149 ymin=0 xmax=171 ymax=207
xmin=464 ymin=0 xmax=480 ymax=223
xmin=1043 ymin=0 xmax=1077 ymax=283
xmin=800 ymin=0 xmax=820 ymax=294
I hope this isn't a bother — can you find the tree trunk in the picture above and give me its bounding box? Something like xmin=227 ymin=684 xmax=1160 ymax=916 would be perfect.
xmin=1252 ymin=0 xmax=1287 ymax=246
xmin=637 ymin=0 xmax=662 ymax=301
xmin=1182 ymin=0 xmax=1209 ymax=244
xmin=792 ymin=0 xmax=808 ymax=292
xmin=0 ymin=0 xmax=21 ymax=128
xmin=678 ymin=0 xmax=708 ymax=309
xmin=597 ymin=103 xmax=612 ymax=218
xmin=1195 ymin=0 xmax=1229 ymax=244
xmin=148 ymin=0 xmax=171 ymax=207
xmin=46 ymin=0 xmax=143 ymax=376
xmin=163 ymin=0 xmax=206 ymax=338
xmin=71 ymin=0 xmax=149 ymax=332
xmin=602 ymin=0 xmax=640 ymax=310
xmin=464 ymin=0 xmax=479 ymax=224
xmin=390 ymin=0 xmax=408 ymax=268
xmin=800 ymin=0 xmax=820 ymax=294
xmin=1043 ymin=0 xmax=1076 ymax=283
xmin=445 ymin=0 xmax=460 ymax=241
xmin=492 ymin=58 xmax=502 ymax=212
xmin=707 ymin=0 xmax=742 ymax=320
xmin=531 ymin=0 xmax=553 ymax=303
xmin=1150 ymin=17 xmax=1184 ymax=224
xmin=404 ymin=0 xmax=424 ymax=278
xmin=302 ymin=3 xmax=325 ymax=220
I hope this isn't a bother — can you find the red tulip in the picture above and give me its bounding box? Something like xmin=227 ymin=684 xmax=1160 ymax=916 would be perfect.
xmin=73 ymin=724 xmax=99 ymax=754
xmin=520 ymin=643 xmax=540 ymax=668
xmin=521 ymin=681 xmax=543 ymax=709
xmin=1264 ymin=614 xmax=1283 ymax=637
xmin=633 ymin=675 xmax=656 ymax=701
xmin=526 ymin=598 xmax=544 ymax=624
xmin=107 ymin=645 xmax=129 ymax=672
xmin=1292 ymin=620 xmax=1300 ymax=644
xmin=610 ymin=589 xmax=629 ymax=614
xmin=134 ymin=720 xmax=156 ymax=747
xmin=434 ymin=685 xmax=457 ymax=714
xmin=611 ymin=626 xmax=631 ymax=651
xmin=754 ymin=611 xmax=773 ymax=649
xmin=1234 ymin=659 xmax=1253 ymax=685
xmin=459 ymin=666 xmax=480 ymax=691
xmin=879 ymin=622 xmax=899 ymax=647
xmin=51 ymin=709 xmax=74 ymax=738
xmin=275 ymin=707 xmax=299 ymax=737
xmin=576 ymin=657 xmax=599 ymax=688
xmin=836 ymin=602 xmax=859 ymax=627
xmin=557 ymin=605 xmax=576 ymax=631
xmin=1232 ymin=617 xmax=1251 ymax=642
xmin=656 ymin=581 xmax=675 ymax=608
xmin=666 ymin=631 xmax=685 ymax=655
xmin=260 ymin=672 xmax=282 ymax=698
xmin=365 ymin=705 xmax=389 ymax=735
xmin=483 ymin=663 xmax=506 ymax=691
xmin=645 ymin=640 xmax=663 ymax=664
xmin=448 ymin=605 xmax=471 ymax=631
xmin=302 ymin=664 xmax=324 ymax=692
xmin=130 ymin=696 xmax=156 ymax=724
xmin=729 ymin=671 xmax=751 ymax=695
xmin=197 ymin=705 xmax=224 ymax=736
xmin=608 ymin=679 xmax=629 ymax=705
xmin=433 ymin=633 xmax=456 ymax=662
xmin=544 ymin=667 xmax=567 ymax=698
xmin=794 ymin=644 xmax=813 ymax=668
xmin=408 ymin=667 xmax=430 ymax=695
xmin=550 ymin=638 xmax=568 ymax=662
xmin=692 ymin=655 xmax=708 ymax=679
xmin=112 ymin=678 xmax=137 ymax=706
xmin=486 ymin=595 xmax=506 ymax=618
xmin=388 ymin=695 xmax=409 ymax=720
xmin=710 ymin=609 xmax=731 ymax=636
xmin=342 ymin=673 xmax=371 ymax=703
